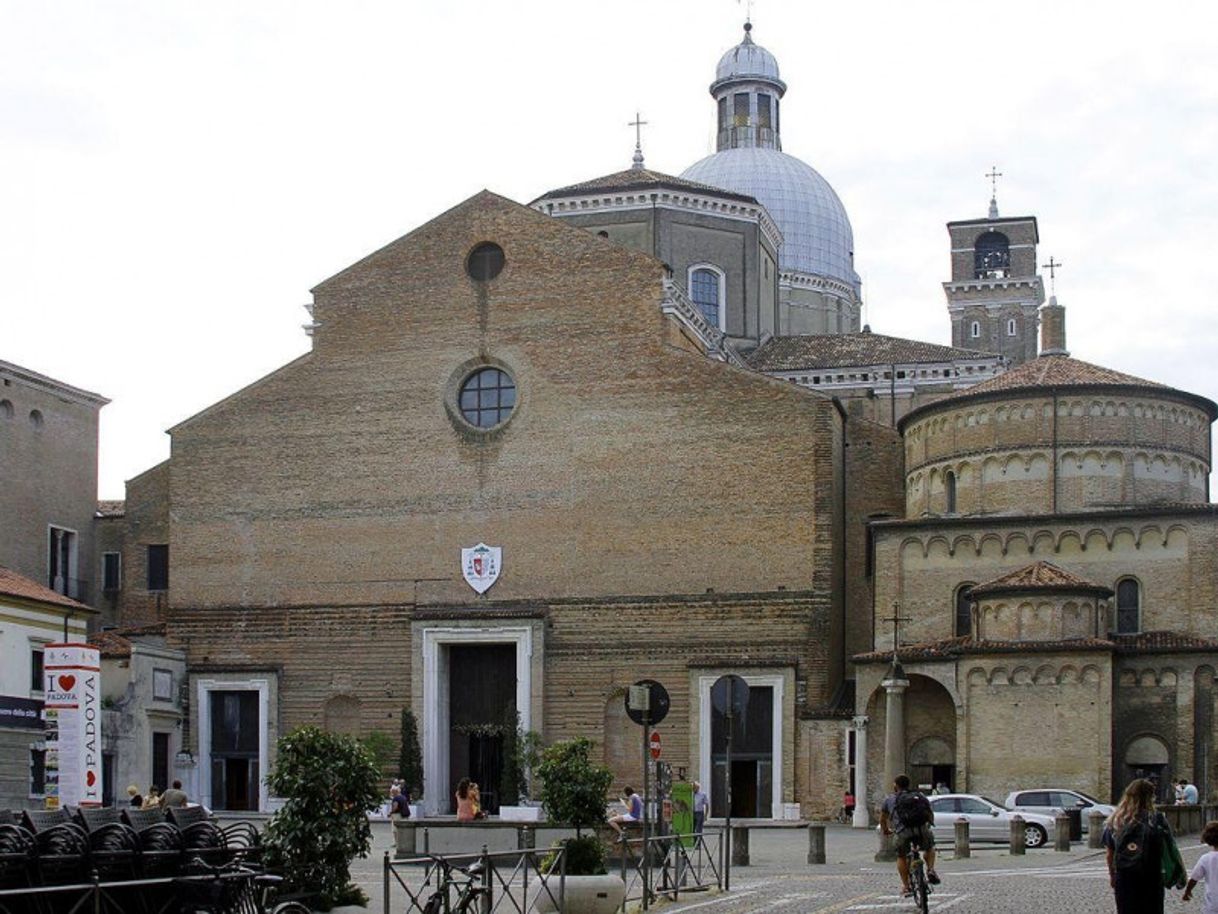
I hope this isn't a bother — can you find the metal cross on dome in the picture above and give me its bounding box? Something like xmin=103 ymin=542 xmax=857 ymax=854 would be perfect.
xmin=628 ymin=112 xmax=648 ymax=149
xmin=986 ymin=165 xmax=1003 ymax=197
xmin=1042 ymin=256 xmax=1063 ymax=295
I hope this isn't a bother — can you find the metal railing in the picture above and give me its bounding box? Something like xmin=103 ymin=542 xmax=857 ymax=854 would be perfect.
xmin=384 ymin=844 xmax=566 ymax=914
xmin=615 ymin=831 xmax=721 ymax=912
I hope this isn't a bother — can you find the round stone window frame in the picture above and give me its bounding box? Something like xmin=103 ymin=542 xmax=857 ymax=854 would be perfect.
xmin=444 ymin=356 xmax=520 ymax=436
xmin=466 ymin=241 xmax=506 ymax=282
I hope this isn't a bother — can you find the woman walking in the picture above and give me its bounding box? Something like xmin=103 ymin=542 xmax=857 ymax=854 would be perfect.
xmin=1102 ymin=778 xmax=1185 ymax=913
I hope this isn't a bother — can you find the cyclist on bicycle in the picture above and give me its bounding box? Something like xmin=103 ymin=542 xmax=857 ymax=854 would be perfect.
xmin=880 ymin=774 xmax=941 ymax=897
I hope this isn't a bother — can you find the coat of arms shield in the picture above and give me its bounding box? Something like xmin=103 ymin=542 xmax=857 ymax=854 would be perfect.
xmin=461 ymin=543 xmax=502 ymax=594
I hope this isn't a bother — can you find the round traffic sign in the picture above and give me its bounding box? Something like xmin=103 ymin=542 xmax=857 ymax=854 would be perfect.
xmin=625 ymin=679 xmax=671 ymax=726
xmin=711 ymin=674 xmax=749 ymax=717
xmin=649 ymin=731 xmax=662 ymax=760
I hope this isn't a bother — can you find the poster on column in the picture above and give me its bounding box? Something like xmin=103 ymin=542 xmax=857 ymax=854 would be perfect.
xmin=43 ymin=644 xmax=102 ymax=808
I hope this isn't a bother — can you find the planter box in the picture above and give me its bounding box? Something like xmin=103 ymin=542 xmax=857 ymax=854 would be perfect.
xmin=530 ymin=874 xmax=624 ymax=914
xmin=499 ymin=805 xmax=543 ymax=822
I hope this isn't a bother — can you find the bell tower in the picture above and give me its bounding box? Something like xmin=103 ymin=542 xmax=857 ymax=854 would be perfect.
xmin=943 ymin=172 xmax=1044 ymax=364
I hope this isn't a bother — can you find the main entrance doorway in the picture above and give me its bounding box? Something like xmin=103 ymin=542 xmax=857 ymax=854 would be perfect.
xmin=710 ymin=685 xmax=774 ymax=818
xmin=447 ymin=644 xmax=517 ymax=815
xmin=209 ymin=690 xmax=260 ymax=811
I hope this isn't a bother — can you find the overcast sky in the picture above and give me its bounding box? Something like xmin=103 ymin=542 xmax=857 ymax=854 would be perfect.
xmin=4 ymin=0 xmax=1218 ymax=498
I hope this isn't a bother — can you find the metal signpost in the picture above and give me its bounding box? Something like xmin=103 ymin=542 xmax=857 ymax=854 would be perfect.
xmin=711 ymin=674 xmax=748 ymax=891
xmin=626 ymin=679 xmax=669 ymax=911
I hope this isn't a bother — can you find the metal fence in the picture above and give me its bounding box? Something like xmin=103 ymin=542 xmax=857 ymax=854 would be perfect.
xmin=383 ymin=845 xmax=566 ymax=914
xmin=614 ymin=832 xmax=721 ymax=912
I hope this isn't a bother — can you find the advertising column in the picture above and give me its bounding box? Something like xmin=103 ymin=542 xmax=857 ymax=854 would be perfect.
xmin=43 ymin=643 xmax=102 ymax=809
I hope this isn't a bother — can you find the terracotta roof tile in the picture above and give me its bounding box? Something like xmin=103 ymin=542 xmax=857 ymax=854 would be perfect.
xmin=91 ymin=630 xmax=133 ymax=659
xmin=969 ymin=561 xmax=1113 ymax=597
xmin=854 ymin=629 xmax=1218 ymax=665
xmin=747 ymin=332 xmax=998 ymax=372
xmin=96 ymin=500 xmax=125 ymax=518
xmin=1113 ymin=631 xmax=1218 ymax=653
xmin=950 ymin=354 xmax=1168 ymax=396
xmin=853 ymin=635 xmax=1115 ymax=664
xmin=534 ymin=168 xmax=758 ymax=204
xmin=0 ymin=566 xmax=94 ymax=612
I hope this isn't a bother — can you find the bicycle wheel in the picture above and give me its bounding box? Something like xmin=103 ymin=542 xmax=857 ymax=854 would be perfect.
xmin=911 ymin=860 xmax=929 ymax=914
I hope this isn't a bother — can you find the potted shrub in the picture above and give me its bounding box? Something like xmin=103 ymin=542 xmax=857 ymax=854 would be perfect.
xmin=262 ymin=726 xmax=382 ymax=911
xmin=533 ymin=737 xmax=623 ymax=914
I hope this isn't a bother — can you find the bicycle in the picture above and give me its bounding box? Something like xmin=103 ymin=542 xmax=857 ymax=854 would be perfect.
xmin=175 ymin=858 xmax=312 ymax=914
xmin=421 ymin=859 xmax=488 ymax=914
xmin=904 ymin=839 xmax=931 ymax=914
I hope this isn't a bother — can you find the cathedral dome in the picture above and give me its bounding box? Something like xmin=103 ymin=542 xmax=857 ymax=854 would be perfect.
xmin=714 ymin=24 xmax=782 ymax=86
xmin=682 ymin=146 xmax=858 ymax=290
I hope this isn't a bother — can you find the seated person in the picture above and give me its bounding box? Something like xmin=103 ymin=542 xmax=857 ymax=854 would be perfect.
xmin=455 ymin=778 xmax=476 ymax=822
xmin=609 ymin=786 xmax=643 ymax=840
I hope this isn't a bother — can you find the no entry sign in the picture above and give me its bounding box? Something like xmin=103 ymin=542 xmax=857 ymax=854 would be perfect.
xmin=649 ymin=731 xmax=662 ymax=759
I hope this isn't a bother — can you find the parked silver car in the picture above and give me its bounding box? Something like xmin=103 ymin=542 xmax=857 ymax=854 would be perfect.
xmin=928 ymin=793 xmax=1057 ymax=848
xmin=1004 ymin=789 xmax=1115 ymax=832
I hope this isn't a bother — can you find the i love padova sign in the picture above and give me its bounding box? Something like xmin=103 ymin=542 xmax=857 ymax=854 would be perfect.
xmin=43 ymin=644 xmax=102 ymax=808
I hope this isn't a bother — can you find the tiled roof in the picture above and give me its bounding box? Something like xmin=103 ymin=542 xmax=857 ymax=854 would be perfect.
xmin=96 ymin=500 xmax=125 ymax=518
xmin=90 ymin=622 xmax=170 ymax=659
xmin=747 ymin=331 xmax=998 ymax=372
xmin=969 ymin=561 xmax=1113 ymax=598
xmin=1113 ymin=631 xmax=1218 ymax=653
xmin=0 ymin=566 xmax=93 ymax=612
xmin=853 ymin=635 xmax=1115 ymax=664
xmin=91 ymin=630 xmax=134 ymax=659
xmin=900 ymin=353 xmax=1218 ymax=427
xmin=534 ymin=168 xmax=759 ymax=204
xmin=854 ymin=630 xmax=1218 ymax=664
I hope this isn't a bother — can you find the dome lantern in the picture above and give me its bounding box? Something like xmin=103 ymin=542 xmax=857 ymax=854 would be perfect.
xmin=710 ymin=22 xmax=787 ymax=153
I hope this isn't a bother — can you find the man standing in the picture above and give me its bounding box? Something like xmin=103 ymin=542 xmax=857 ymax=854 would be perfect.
xmin=880 ymin=774 xmax=940 ymax=896
xmin=161 ymin=780 xmax=188 ymax=808
xmin=692 ymin=781 xmax=709 ymax=835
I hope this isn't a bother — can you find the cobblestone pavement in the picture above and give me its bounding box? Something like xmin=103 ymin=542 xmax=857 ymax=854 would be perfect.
xmin=656 ymin=835 xmax=1211 ymax=914
xmin=350 ymin=821 xmax=1210 ymax=913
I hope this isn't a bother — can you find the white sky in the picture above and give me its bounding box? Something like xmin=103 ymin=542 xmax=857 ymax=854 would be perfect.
xmin=4 ymin=0 xmax=1218 ymax=499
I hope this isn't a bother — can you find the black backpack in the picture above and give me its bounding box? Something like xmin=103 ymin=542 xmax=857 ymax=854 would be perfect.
xmin=1113 ymin=816 xmax=1159 ymax=873
xmin=894 ymin=791 xmax=933 ymax=828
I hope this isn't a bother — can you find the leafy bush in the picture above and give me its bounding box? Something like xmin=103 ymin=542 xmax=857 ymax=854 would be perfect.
xmin=263 ymin=726 xmax=382 ymax=910
xmin=399 ymin=708 xmax=423 ymax=797
xmin=536 ymin=737 xmax=613 ymax=876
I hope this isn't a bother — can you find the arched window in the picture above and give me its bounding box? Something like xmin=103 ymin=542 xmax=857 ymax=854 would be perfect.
xmin=1116 ymin=578 xmax=1141 ymax=634
xmin=688 ymin=265 xmax=725 ymax=330
xmin=970 ymin=320 xmax=981 ymax=339
xmin=974 ymin=231 xmax=1011 ymax=279
xmin=944 ymin=470 xmax=957 ymax=514
xmin=1006 ymin=318 xmax=1017 ymax=336
xmin=955 ymin=584 xmax=976 ymax=637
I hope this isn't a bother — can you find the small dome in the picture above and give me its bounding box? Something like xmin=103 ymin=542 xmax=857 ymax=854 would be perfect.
xmin=682 ymin=146 xmax=858 ymax=290
xmin=715 ymin=24 xmax=782 ymax=85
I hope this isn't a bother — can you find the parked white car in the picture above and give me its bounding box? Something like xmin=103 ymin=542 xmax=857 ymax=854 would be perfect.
xmin=1004 ymin=789 xmax=1115 ymax=832
xmin=927 ymin=794 xmax=1058 ymax=848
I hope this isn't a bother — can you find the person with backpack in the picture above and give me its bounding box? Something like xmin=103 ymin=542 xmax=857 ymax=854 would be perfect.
xmin=880 ymin=774 xmax=940 ymax=896
xmin=1103 ymin=777 xmax=1187 ymax=913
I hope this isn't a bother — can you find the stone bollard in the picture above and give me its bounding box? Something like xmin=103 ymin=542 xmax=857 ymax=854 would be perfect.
xmin=517 ymin=826 xmax=535 ymax=851
xmin=1009 ymin=815 xmax=1026 ymax=855
xmin=731 ymin=826 xmax=750 ymax=866
xmin=874 ymin=827 xmax=897 ymax=862
xmin=1055 ymin=812 xmax=1071 ymax=852
xmin=1088 ymin=810 xmax=1106 ymax=849
xmin=806 ymin=823 xmax=826 ymax=865
xmin=392 ymin=819 xmax=417 ymax=857
xmin=954 ymin=817 xmax=970 ymax=859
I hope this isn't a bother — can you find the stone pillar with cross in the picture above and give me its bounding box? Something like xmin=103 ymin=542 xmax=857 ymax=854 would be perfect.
xmin=1040 ymin=256 xmax=1069 ymax=356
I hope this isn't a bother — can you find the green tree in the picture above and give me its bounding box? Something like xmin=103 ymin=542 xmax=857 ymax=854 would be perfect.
xmin=399 ymin=708 xmax=423 ymax=798
xmin=360 ymin=730 xmax=395 ymax=777
xmin=263 ymin=726 xmax=382 ymax=909
xmin=536 ymin=737 xmax=614 ymax=875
